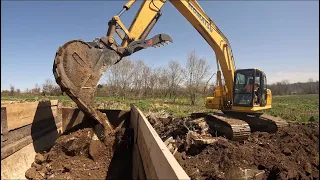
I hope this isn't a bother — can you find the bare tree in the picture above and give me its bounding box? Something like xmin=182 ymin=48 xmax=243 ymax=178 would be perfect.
xmin=42 ymin=79 xmax=59 ymax=96
xmin=141 ymin=64 xmax=152 ymax=97
xmin=157 ymin=67 xmax=170 ymax=98
xmin=52 ymin=86 xmax=62 ymax=96
xmin=308 ymin=78 xmax=314 ymax=94
xmin=148 ymin=68 xmax=162 ymax=97
xmin=280 ymin=80 xmax=290 ymax=95
xmin=167 ymin=60 xmax=184 ymax=101
xmin=16 ymin=89 xmax=21 ymax=95
xmin=1 ymin=90 xmax=10 ymax=96
xmin=32 ymin=83 xmax=41 ymax=94
xmin=184 ymin=50 xmax=210 ymax=105
xmin=105 ymin=58 xmax=135 ymax=100
xmin=9 ymin=84 xmax=15 ymax=96
xmin=131 ymin=60 xmax=146 ymax=97
xmin=24 ymin=88 xmax=30 ymax=94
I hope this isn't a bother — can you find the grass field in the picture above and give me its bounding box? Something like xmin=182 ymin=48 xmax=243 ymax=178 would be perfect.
xmin=265 ymin=94 xmax=319 ymax=122
xmin=1 ymin=94 xmax=318 ymax=122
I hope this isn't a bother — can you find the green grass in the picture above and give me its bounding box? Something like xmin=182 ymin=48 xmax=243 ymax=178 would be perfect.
xmin=265 ymin=94 xmax=319 ymax=122
xmin=93 ymin=96 xmax=207 ymax=117
xmin=2 ymin=94 xmax=319 ymax=122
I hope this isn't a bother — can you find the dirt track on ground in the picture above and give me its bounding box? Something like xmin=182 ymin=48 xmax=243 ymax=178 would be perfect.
xmin=148 ymin=115 xmax=319 ymax=180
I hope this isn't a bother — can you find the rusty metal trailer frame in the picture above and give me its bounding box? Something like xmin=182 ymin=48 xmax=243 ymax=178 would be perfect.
xmin=1 ymin=101 xmax=190 ymax=180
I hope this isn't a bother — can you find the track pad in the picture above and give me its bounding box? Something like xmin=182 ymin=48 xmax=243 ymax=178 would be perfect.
xmin=53 ymin=40 xmax=121 ymax=129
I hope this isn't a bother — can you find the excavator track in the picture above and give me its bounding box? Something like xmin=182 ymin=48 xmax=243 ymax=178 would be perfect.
xmin=240 ymin=114 xmax=289 ymax=133
xmin=191 ymin=112 xmax=251 ymax=141
xmin=223 ymin=112 xmax=289 ymax=133
xmin=191 ymin=112 xmax=289 ymax=142
xmin=260 ymin=114 xmax=289 ymax=129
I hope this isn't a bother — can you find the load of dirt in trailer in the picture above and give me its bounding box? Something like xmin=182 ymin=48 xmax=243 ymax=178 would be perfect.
xmin=25 ymin=121 xmax=133 ymax=180
xmin=147 ymin=113 xmax=319 ymax=180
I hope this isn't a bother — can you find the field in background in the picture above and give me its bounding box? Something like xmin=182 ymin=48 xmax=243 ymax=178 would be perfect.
xmin=2 ymin=94 xmax=319 ymax=122
xmin=264 ymin=94 xmax=319 ymax=122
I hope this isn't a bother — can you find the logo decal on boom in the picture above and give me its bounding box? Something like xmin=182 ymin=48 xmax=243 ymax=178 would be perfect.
xmin=188 ymin=2 xmax=213 ymax=33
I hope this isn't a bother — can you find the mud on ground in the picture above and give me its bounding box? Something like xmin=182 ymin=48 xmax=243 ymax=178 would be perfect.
xmin=25 ymin=120 xmax=133 ymax=180
xmin=148 ymin=114 xmax=319 ymax=180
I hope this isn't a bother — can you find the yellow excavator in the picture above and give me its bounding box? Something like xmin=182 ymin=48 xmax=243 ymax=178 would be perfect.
xmin=53 ymin=0 xmax=287 ymax=140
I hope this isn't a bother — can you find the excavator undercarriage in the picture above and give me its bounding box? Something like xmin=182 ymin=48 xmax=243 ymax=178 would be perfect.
xmin=191 ymin=112 xmax=288 ymax=141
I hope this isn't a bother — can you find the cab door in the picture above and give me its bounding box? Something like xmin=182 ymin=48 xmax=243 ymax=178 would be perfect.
xmin=259 ymin=72 xmax=267 ymax=106
xmin=233 ymin=69 xmax=256 ymax=107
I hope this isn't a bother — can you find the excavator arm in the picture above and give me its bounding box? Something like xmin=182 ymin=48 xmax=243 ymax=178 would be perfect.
xmin=53 ymin=1 xmax=172 ymax=131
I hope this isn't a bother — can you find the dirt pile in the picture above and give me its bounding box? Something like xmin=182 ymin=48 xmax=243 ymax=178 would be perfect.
xmin=25 ymin=123 xmax=133 ymax=180
xmin=149 ymin=116 xmax=319 ymax=180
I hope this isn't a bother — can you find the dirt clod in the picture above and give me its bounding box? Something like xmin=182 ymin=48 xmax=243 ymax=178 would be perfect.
xmin=25 ymin=167 xmax=42 ymax=180
xmin=31 ymin=162 xmax=41 ymax=170
xmin=282 ymin=147 xmax=292 ymax=156
xmin=149 ymin=116 xmax=319 ymax=180
xmin=89 ymin=139 xmax=107 ymax=162
xmin=304 ymin=162 xmax=312 ymax=175
xmin=35 ymin=153 xmax=47 ymax=165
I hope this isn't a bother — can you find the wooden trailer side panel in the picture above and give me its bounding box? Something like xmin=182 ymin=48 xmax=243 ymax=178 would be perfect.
xmin=3 ymin=100 xmax=59 ymax=132
xmin=130 ymin=105 xmax=190 ymax=180
xmin=1 ymin=102 xmax=190 ymax=180
xmin=1 ymin=101 xmax=61 ymax=180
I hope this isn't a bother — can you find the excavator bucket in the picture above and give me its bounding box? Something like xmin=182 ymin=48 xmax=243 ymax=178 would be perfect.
xmin=53 ymin=34 xmax=172 ymax=134
xmin=53 ymin=40 xmax=120 ymax=131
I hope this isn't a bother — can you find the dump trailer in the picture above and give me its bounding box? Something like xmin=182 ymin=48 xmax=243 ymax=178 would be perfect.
xmin=1 ymin=100 xmax=189 ymax=180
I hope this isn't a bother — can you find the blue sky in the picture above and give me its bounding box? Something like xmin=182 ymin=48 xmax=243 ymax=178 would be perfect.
xmin=1 ymin=1 xmax=319 ymax=91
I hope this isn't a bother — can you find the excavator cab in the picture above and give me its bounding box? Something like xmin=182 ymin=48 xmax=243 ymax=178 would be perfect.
xmin=206 ymin=68 xmax=271 ymax=112
xmin=233 ymin=68 xmax=271 ymax=110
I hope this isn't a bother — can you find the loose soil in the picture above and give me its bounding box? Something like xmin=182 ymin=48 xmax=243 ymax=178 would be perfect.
xmin=148 ymin=115 xmax=319 ymax=180
xmin=25 ymin=119 xmax=133 ymax=180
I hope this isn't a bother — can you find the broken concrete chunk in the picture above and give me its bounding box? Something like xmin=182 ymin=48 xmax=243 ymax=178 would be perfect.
xmin=189 ymin=117 xmax=210 ymax=134
xmin=226 ymin=167 xmax=265 ymax=180
xmin=164 ymin=136 xmax=174 ymax=146
xmin=164 ymin=136 xmax=178 ymax=154
xmin=243 ymin=168 xmax=265 ymax=180
xmin=193 ymin=136 xmax=219 ymax=145
xmin=187 ymin=131 xmax=218 ymax=145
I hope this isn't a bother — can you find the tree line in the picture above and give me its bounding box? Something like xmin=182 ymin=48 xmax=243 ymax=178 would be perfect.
xmin=1 ymin=79 xmax=62 ymax=97
xmin=2 ymin=50 xmax=319 ymax=104
xmin=97 ymin=50 xmax=211 ymax=105
xmin=268 ymin=79 xmax=319 ymax=95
